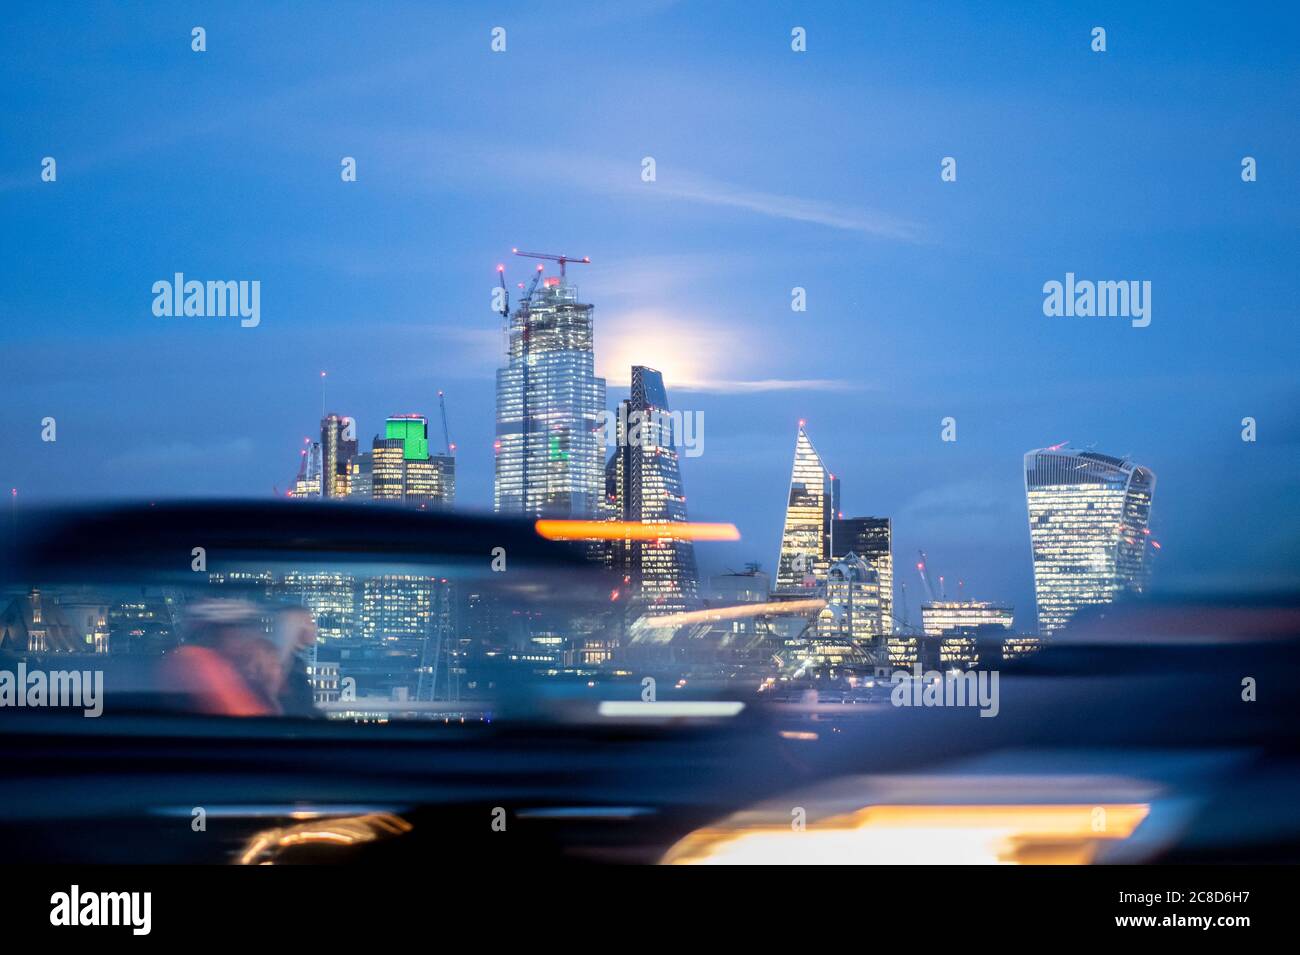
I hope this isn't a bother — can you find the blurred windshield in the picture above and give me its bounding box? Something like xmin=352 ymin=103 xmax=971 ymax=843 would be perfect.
xmin=0 ymin=502 xmax=793 ymax=723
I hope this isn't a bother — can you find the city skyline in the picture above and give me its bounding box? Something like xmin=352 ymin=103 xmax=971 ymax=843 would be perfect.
xmin=273 ymin=330 xmax=1162 ymax=633
xmin=3 ymin=2 xmax=1297 ymax=626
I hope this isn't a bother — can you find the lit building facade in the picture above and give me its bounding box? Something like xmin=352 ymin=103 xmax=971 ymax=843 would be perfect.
xmin=360 ymin=575 xmax=451 ymax=644
xmin=289 ymin=441 xmax=323 ymax=498
xmin=605 ymin=366 xmax=701 ymax=616
xmin=306 ymin=645 xmax=341 ymax=704
xmin=832 ymin=516 xmax=893 ymax=632
xmin=277 ymin=572 xmax=357 ymax=642
xmin=815 ymin=554 xmax=884 ymax=656
xmin=494 ymin=278 xmax=607 ymax=518
xmin=1024 ymin=446 xmax=1157 ymax=635
xmin=370 ymin=416 xmax=455 ymax=508
xmin=347 ymin=451 xmax=373 ymax=500
xmin=320 ymin=414 xmax=357 ymax=498
xmin=921 ymin=600 xmax=1015 ymax=638
xmin=775 ymin=425 xmax=836 ymax=593
xmin=920 ymin=600 xmax=1015 ymax=669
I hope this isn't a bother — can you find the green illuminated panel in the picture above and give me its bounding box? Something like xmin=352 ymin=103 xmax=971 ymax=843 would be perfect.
xmin=386 ymin=417 xmax=429 ymax=461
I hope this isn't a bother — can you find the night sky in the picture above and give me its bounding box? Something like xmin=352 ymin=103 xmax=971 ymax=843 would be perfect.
xmin=4 ymin=1 xmax=1298 ymax=626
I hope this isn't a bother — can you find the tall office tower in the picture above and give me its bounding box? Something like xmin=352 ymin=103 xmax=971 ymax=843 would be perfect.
xmin=832 ymin=516 xmax=894 ymax=632
xmin=494 ymin=275 xmax=607 ymax=518
xmin=1024 ymin=446 xmax=1157 ymax=635
xmin=775 ymin=425 xmax=835 ymax=593
xmin=371 ymin=416 xmax=455 ymax=508
xmin=605 ymin=366 xmax=701 ymax=615
xmin=815 ymin=554 xmax=884 ymax=651
xmin=320 ymin=415 xmax=357 ymax=498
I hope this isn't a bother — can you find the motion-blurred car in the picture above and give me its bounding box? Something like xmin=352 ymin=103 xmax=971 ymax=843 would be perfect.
xmin=0 ymin=501 xmax=1296 ymax=864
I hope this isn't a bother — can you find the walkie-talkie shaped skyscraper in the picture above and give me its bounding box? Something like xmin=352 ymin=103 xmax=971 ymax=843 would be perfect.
xmin=1024 ymin=446 xmax=1157 ymax=635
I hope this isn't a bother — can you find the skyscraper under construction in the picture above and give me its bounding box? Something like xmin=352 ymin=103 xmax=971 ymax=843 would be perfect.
xmin=494 ymin=261 xmax=607 ymax=518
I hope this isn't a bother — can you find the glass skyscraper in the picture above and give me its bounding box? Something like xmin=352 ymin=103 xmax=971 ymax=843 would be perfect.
xmin=1024 ymin=446 xmax=1157 ymax=635
xmin=494 ymin=277 xmax=607 ymax=518
xmin=775 ymin=425 xmax=835 ymax=593
xmin=832 ymin=516 xmax=893 ymax=632
xmin=605 ymin=365 xmax=701 ymax=616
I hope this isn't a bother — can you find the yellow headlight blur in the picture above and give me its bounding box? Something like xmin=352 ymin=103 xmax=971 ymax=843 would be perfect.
xmin=663 ymin=803 xmax=1149 ymax=865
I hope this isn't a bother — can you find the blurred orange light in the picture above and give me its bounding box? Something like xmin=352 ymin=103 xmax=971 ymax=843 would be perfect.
xmin=643 ymin=598 xmax=825 ymax=629
xmin=664 ymin=803 xmax=1150 ymax=865
xmin=535 ymin=520 xmax=740 ymax=542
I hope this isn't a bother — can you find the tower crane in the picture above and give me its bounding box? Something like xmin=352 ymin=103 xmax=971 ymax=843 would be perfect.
xmin=511 ymin=248 xmax=590 ymax=280
xmin=437 ymin=390 xmax=455 ymax=455
xmin=916 ymin=550 xmax=938 ymax=603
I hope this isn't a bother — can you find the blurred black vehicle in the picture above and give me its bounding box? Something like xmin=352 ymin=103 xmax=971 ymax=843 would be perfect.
xmin=0 ymin=501 xmax=1297 ymax=865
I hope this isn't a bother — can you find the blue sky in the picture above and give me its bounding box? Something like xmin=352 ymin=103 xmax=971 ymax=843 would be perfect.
xmin=3 ymin=1 xmax=1298 ymax=625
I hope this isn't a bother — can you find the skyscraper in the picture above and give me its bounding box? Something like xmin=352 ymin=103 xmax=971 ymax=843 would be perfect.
xmin=370 ymin=416 xmax=455 ymax=508
xmin=494 ymin=276 xmax=607 ymax=518
xmin=1024 ymin=446 xmax=1157 ymax=635
xmin=320 ymin=414 xmax=357 ymax=498
xmin=815 ymin=553 xmax=885 ymax=656
xmin=775 ymin=425 xmax=835 ymax=593
xmin=832 ymin=516 xmax=894 ymax=631
xmin=605 ymin=365 xmax=701 ymax=616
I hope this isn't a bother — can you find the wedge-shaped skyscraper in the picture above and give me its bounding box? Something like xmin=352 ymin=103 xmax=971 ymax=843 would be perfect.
xmin=775 ymin=425 xmax=838 ymax=593
xmin=1024 ymin=446 xmax=1156 ymax=635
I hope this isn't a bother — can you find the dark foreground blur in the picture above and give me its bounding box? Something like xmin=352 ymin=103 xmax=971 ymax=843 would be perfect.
xmin=1 ymin=501 xmax=1296 ymax=864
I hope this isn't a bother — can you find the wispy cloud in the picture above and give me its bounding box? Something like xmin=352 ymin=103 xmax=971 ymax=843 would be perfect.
xmin=675 ymin=377 xmax=866 ymax=394
xmin=363 ymin=131 xmax=924 ymax=241
xmin=648 ymin=171 xmax=921 ymax=240
xmin=498 ymin=150 xmax=923 ymax=241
